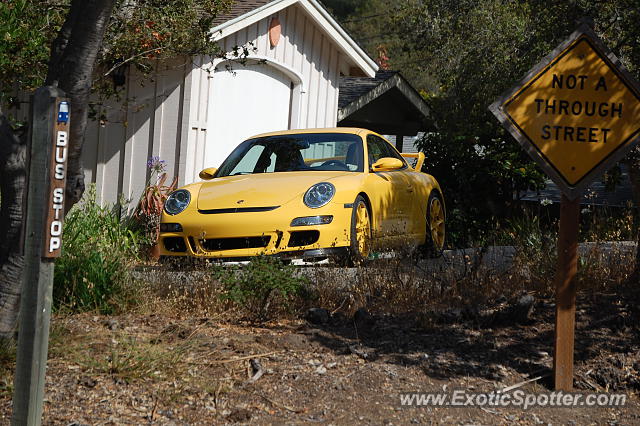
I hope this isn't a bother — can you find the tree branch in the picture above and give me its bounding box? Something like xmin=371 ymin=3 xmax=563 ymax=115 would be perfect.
xmin=103 ymin=46 xmax=166 ymax=76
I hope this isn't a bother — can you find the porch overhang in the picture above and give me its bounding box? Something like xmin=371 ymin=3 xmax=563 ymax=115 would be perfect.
xmin=338 ymin=71 xmax=433 ymax=137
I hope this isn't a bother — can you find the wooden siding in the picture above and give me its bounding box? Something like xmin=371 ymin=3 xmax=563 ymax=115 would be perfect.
xmin=217 ymin=3 xmax=342 ymax=129
xmin=83 ymin=58 xmax=190 ymax=205
xmin=182 ymin=55 xmax=212 ymax=185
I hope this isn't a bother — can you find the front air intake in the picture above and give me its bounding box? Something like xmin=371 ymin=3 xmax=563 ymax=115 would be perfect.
xmin=198 ymin=206 xmax=279 ymax=214
xmin=200 ymin=236 xmax=270 ymax=251
xmin=288 ymin=230 xmax=320 ymax=247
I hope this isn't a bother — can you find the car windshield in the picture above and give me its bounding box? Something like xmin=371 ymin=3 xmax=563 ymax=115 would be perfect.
xmin=216 ymin=133 xmax=364 ymax=177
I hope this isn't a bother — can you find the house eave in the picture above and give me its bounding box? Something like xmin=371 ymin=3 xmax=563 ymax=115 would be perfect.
xmin=210 ymin=0 xmax=378 ymax=77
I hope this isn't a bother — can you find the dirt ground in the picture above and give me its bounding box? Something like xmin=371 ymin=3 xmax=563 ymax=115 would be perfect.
xmin=0 ymin=286 xmax=638 ymax=425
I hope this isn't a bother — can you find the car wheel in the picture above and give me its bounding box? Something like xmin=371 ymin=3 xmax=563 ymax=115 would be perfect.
xmin=420 ymin=191 xmax=445 ymax=258
xmin=349 ymin=195 xmax=372 ymax=264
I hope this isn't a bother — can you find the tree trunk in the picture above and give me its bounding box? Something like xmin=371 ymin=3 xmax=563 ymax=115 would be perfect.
xmin=0 ymin=112 xmax=27 ymax=339
xmin=45 ymin=0 xmax=116 ymax=211
xmin=0 ymin=0 xmax=116 ymax=339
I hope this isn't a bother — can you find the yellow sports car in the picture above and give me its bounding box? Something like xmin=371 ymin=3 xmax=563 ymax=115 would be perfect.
xmin=159 ymin=128 xmax=445 ymax=263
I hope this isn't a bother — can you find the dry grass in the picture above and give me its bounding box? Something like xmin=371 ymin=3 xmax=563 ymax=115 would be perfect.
xmin=307 ymin=243 xmax=634 ymax=320
xmin=127 ymin=239 xmax=636 ymax=325
xmin=0 ymin=238 xmax=630 ymax=402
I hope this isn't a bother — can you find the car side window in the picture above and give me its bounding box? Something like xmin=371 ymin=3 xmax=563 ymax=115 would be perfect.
xmin=366 ymin=135 xmax=406 ymax=169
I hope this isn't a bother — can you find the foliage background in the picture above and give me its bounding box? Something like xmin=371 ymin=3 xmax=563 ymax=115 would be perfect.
xmin=324 ymin=0 xmax=640 ymax=246
xmin=0 ymin=0 xmax=232 ymax=106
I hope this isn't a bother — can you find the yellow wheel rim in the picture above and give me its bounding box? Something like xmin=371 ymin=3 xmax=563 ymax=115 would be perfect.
xmin=429 ymin=198 xmax=445 ymax=251
xmin=355 ymin=201 xmax=371 ymax=258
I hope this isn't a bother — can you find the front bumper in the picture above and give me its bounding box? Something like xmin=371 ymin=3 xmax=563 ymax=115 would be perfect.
xmin=158 ymin=202 xmax=352 ymax=259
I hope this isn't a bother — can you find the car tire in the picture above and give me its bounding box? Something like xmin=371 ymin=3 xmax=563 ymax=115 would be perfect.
xmin=348 ymin=195 xmax=372 ymax=265
xmin=419 ymin=191 xmax=445 ymax=258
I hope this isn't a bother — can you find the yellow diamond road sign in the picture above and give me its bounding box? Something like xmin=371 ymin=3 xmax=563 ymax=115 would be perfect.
xmin=490 ymin=24 xmax=640 ymax=199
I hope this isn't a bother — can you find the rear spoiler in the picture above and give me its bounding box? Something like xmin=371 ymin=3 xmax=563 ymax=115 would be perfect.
xmin=401 ymin=152 xmax=425 ymax=171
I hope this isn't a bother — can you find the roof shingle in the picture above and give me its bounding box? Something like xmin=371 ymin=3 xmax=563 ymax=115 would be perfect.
xmin=338 ymin=70 xmax=398 ymax=109
xmin=211 ymin=0 xmax=278 ymax=27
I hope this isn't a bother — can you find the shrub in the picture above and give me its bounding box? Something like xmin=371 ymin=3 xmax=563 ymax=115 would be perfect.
xmin=53 ymin=185 xmax=141 ymax=313
xmin=131 ymin=156 xmax=177 ymax=256
xmin=581 ymin=202 xmax=636 ymax=242
xmin=216 ymin=256 xmax=308 ymax=321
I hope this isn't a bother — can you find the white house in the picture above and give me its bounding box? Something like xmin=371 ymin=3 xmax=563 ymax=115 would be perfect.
xmin=82 ymin=0 xmax=379 ymax=204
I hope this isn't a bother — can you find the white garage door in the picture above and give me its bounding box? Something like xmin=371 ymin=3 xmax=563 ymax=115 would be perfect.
xmin=205 ymin=63 xmax=293 ymax=168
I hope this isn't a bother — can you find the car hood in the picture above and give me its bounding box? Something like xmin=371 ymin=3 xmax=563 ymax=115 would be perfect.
xmin=196 ymin=171 xmax=353 ymax=210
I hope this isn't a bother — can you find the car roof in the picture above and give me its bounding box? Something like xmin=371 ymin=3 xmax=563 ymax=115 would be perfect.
xmin=247 ymin=127 xmax=370 ymax=139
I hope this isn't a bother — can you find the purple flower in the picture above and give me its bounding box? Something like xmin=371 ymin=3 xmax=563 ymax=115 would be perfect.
xmin=147 ymin=156 xmax=166 ymax=173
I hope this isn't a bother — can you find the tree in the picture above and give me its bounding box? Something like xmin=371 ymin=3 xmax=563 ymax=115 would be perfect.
xmin=386 ymin=0 xmax=640 ymax=248
xmin=330 ymin=0 xmax=640 ymax=250
xmin=0 ymin=0 xmax=232 ymax=339
xmin=0 ymin=0 xmax=117 ymax=339
xmin=321 ymin=0 xmax=368 ymax=20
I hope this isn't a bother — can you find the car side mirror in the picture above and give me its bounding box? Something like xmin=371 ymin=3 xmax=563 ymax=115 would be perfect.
xmin=199 ymin=167 xmax=218 ymax=180
xmin=371 ymin=157 xmax=404 ymax=172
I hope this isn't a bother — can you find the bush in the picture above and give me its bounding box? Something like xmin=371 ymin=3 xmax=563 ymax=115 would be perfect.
xmin=53 ymin=185 xmax=141 ymax=313
xmin=131 ymin=156 xmax=177 ymax=257
xmin=416 ymin=132 xmax=546 ymax=248
xmin=216 ymin=256 xmax=308 ymax=321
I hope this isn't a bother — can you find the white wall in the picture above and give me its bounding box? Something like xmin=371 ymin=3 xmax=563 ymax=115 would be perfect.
xmin=218 ymin=4 xmax=341 ymax=129
xmin=82 ymin=58 xmax=189 ymax=205
xmin=81 ymin=3 xmax=348 ymax=204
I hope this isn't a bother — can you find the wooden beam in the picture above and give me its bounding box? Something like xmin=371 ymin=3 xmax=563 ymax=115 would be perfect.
xmin=395 ymin=134 xmax=404 ymax=152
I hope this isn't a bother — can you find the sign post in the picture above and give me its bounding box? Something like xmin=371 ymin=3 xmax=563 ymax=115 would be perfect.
xmin=553 ymin=195 xmax=580 ymax=390
xmin=490 ymin=23 xmax=640 ymax=390
xmin=12 ymin=87 xmax=69 ymax=425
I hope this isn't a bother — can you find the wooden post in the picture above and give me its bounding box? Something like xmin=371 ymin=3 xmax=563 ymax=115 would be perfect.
xmin=553 ymin=194 xmax=580 ymax=391
xmin=12 ymin=86 xmax=68 ymax=426
xmin=395 ymin=134 xmax=404 ymax=152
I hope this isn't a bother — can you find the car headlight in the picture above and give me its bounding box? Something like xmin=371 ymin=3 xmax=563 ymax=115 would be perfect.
xmin=303 ymin=182 xmax=335 ymax=208
xmin=164 ymin=190 xmax=191 ymax=215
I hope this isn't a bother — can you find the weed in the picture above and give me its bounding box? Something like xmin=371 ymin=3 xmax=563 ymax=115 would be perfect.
xmin=131 ymin=156 xmax=178 ymax=256
xmin=216 ymin=256 xmax=308 ymax=321
xmin=132 ymin=267 xmax=228 ymax=318
xmin=68 ymin=332 xmax=188 ymax=384
xmin=582 ymin=202 xmax=636 ymax=242
xmin=498 ymin=213 xmax=558 ymax=292
xmin=577 ymin=242 xmax=635 ymax=293
xmin=54 ymin=185 xmax=142 ymax=314
xmin=0 ymin=339 xmax=15 ymax=398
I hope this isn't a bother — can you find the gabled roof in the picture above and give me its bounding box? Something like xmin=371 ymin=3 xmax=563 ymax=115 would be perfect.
xmin=338 ymin=70 xmax=399 ymax=109
xmin=210 ymin=0 xmax=378 ymax=77
xmin=338 ymin=70 xmax=433 ymax=135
